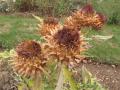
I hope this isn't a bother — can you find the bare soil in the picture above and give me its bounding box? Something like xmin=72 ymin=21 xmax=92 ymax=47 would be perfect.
xmin=78 ymin=62 xmax=120 ymax=90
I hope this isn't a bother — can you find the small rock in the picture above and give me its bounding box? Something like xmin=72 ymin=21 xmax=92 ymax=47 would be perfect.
xmin=111 ymin=65 xmax=116 ymax=68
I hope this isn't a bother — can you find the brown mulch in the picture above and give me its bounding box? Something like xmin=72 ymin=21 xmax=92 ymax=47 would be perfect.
xmin=78 ymin=62 xmax=120 ymax=90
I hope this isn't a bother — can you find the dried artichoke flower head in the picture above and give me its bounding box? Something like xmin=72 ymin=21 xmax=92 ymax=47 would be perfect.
xmin=12 ymin=40 xmax=47 ymax=79
xmin=16 ymin=40 xmax=41 ymax=59
xmin=39 ymin=17 xmax=62 ymax=38
xmin=44 ymin=26 xmax=88 ymax=67
xmin=35 ymin=5 xmax=106 ymax=68
xmin=92 ymin=12 xmax=106 ymax=29
xmin=64 ymin=4 xmax=106 ymax=30
xmin=54 ymin=27 xmax=80 ymax=51
xmin=80 ymin=4 xmax=94 ymax=15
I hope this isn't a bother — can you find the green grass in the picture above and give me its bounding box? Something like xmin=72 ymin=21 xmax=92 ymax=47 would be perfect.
xmin=0 ymin=15 xmax=43 ymax=49
xmin=0 ymin=15 xmax=120 ymax=64
xmin=84 ymin=25 xmax=120 ymax=64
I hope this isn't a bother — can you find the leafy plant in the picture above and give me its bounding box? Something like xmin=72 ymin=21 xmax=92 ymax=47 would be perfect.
xmin=92 ymin=0 xmax=120 ymax=24
xmin=53 ymin=0 xmax=73 ymax=17
xmin=15 ymin=0 xmax=38 ymax=12
xmin=63 ymin=66 xmax=78 ymax=90
xmin=0 ymin=0 xmax=15 ymax=12
xmin=77 ymin=66 xmax=107 ymax=90
xmin=35 ymin=0 xmax=73 ymax=17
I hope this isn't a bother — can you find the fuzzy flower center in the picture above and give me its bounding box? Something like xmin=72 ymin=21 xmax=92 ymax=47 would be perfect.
xmin=16 ymin=40 xmax=41 ymax=58
xmin=54 ymin=27 xmax=80 ymax=50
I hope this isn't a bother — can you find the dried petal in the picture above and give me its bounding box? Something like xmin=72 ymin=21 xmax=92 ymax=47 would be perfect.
xmin=81 ymin=4 xmax=94 ymax=14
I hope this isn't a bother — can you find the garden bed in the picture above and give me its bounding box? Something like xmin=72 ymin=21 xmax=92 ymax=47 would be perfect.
xmin=78 ymin=62 xmax=120 ymax=90
xmin=0 ymin=60 xmax=120 ymax=90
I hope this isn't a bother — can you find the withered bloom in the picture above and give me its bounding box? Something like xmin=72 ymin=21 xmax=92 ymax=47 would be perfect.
xmin=80 ymin=4 xmax=94 ymax=15
xmin=44 ymin=27 xmax=88 ymax=66
xmin=35 ymin=5 xmax=106 ymax=66
xmin=12 ymin=40 xmax=47 ymax=78
xmin=64 ymin=4 xmax=106 ymax=30
xmin=16 ymin=40 xmax=41 ymax=59
xmin=54 ymin=27 xmax=80 ymax=50
xmin=92 ymin=12 xmax=107 ymax=29
xmin=38 ymin=17 xmax=62 ymax=37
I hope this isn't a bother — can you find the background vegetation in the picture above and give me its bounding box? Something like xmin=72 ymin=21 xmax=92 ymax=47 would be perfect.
xmin=0 ymin=0 xmax=120 ymax=24
xmin=92 ymin=0 xmax=120 ymax=24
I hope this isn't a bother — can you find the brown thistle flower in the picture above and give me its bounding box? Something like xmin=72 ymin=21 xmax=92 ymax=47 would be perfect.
xmin=12 ymin=40 xmax=47 ymax=78
xmin=54 ymin=27 xmax=80 ymax=51
xmin=64 ymin=4 xmax=106 ymax=30
xmin=38 ymin=17 xmax=62 ymax=37
xmin=92 ymin=12 xmax=106 ymax=29
xmin=16 ymin=40 xmax=41 ymax=59
xmin=80 ymin=4 xmax=94 ymax=15
xmin=44 ymin=27 xmax=88 ymax=66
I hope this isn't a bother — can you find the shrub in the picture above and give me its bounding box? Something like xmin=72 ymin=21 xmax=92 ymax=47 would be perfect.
xmin=92 ymin=0 xmax=120 ymax=24
xmin=0 ymin=0 xmax=15 ymax=12
xmin=36 ymin=0 xmax=73 ymax=17
xmin=15 ymin=0 xmax=38 ymax=12
xmin=53 ymin=0 xmax=73 ymax=17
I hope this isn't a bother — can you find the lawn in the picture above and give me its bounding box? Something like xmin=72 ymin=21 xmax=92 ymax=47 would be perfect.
xmin=0 ymin=15 xmax=43 ymax=49
xmin=85 ymin=25 xmax=120 ymax=64
xmin=0 ymin=15 xmax=120 ymax=65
